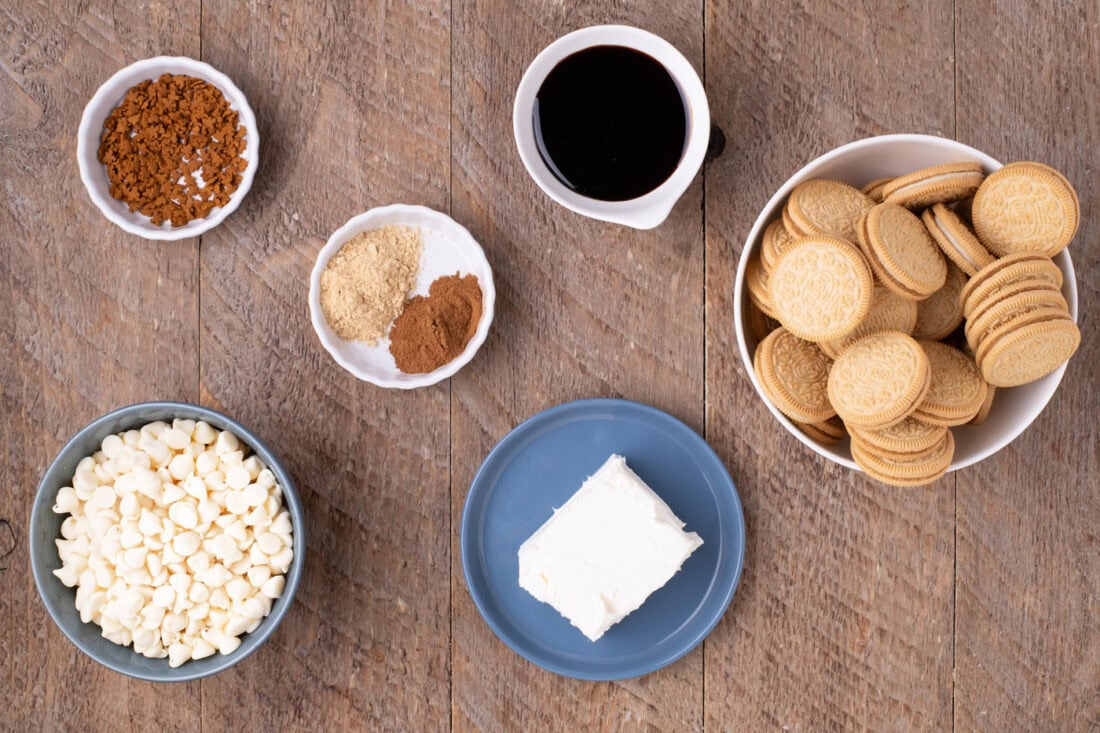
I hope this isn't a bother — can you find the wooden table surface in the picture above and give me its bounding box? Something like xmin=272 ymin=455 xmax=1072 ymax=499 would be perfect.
xmin=2 ymin=1 xmax=1096 ymax=730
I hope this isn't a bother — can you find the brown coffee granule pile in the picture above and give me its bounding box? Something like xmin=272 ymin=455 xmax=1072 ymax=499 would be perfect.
xmin=320 ymin=226 xmax=423 ymax=345
xmin=97 ymin=73 xmax=248 ymax=227
xmin=389 ymin=274 xmax=482 ymax=374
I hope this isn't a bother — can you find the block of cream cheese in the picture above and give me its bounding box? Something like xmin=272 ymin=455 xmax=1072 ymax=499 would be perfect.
xmin=517 ymin=454 xmax=703 ymax=642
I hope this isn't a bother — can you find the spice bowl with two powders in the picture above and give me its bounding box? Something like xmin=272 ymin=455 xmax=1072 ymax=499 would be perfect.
xmin=77 ymin=56 xmax=259 ymax=240
xmin=734 ymin=134 xmax=1080 ymax=485
xmin=308 ymin=204 xmax=496 ymax=388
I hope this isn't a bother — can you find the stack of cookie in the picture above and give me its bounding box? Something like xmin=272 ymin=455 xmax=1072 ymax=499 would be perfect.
xmin=747 ymin=160 xmax=1080 ymax=487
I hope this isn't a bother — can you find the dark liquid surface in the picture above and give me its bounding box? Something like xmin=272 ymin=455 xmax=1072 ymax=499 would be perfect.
xmin=533 ymin=45 xmax=688 ymax=202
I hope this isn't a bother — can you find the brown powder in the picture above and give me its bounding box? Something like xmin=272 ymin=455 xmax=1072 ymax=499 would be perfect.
xmin=389 ymin=274 xmax=483 ymax=373
xmin=319 ymin=226 xmax=423 ymax=345
xmin=97 ymin=73 xmax=248 ymax=227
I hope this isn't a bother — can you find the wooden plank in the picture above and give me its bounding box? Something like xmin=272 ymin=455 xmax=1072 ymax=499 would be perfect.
xmin=196 ymin=1 xmax=453 ymax=729
xmin=702 ymin=2 xmax=957 ymax=728
xmin=954 ymin=2 xmax=1100 ymax=728
xmin=0 ymin=1 xmax=201 ymax=730
xmin=449 ymin=2 xmax=706 ymax=730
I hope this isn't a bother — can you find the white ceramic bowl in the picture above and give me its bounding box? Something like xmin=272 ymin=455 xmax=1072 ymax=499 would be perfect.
xmin=513 ymin=25 xmax=710 ymax=230
xmin=309 ymin=204 xmax=496 ymax=389
xmin=734 ymin=134 xmax=1079 ymax=472
xmin=77 ymin=56 xmax=259 ymax=240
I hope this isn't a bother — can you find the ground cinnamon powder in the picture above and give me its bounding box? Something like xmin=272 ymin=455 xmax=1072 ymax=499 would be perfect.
xmin=97 ymin=73 xmax=247 ymax=227
xmin=389 ymin=274 xmax=483 ymax=374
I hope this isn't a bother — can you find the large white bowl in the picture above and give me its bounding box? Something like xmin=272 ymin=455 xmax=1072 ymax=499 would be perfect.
xmin=77 ymin=56 xmax=259 ymax=241
xmin=734 ymin=134 xmax=1079 ymax=472
xmin=309 ymin=204 xmax=496 ymax=389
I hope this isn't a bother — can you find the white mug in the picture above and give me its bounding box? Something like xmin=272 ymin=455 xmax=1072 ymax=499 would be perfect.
xmin=513 ymin=25 xmax=711 ymax=230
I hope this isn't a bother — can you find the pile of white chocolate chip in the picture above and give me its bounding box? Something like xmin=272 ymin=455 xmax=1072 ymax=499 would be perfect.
xmin=52 ymin=418 xmax=293 ymax=667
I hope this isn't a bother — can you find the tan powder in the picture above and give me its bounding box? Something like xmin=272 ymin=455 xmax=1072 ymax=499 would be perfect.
xmin=319 ymin=226 xmax=422 ymax=345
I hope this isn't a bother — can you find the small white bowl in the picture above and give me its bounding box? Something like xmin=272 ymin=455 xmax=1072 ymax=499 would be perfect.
xmin=513 ymin=25 xmax=710 ymax=230
xmin=309 ymin=205 xmax=496 ymax=389
xmin=734 ymin=134 xmax=1079 ymax=472
xmin=77 ymin=56 xmax=259 ymax=241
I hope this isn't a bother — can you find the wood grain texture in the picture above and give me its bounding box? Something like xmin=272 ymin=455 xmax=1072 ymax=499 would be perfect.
xmin=954 ymin=2 xmax=1100 ymax=729
xmin=196 ymin=1 xmax=452 ymax=730
xmin=449 ymin=1 xmax=705 ymax=730
xmin=3 ymin=0 xmax=1098 ymax=730
xmin=703 ymin=1 xmax=957 ymax=729
xmin=0 ymin=2 xmax=202 ymax=731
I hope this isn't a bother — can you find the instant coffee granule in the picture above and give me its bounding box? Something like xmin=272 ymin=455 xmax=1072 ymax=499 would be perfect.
xmin=97 ymin=73 xmax=248 ymax=227
xmin=389 ymin=274 xmax=483 ymax=373
xmin=319 ymin=226 xmax=423 ymax=345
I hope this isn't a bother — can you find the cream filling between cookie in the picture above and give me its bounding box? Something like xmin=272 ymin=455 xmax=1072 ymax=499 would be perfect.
xmin=891 ymin=171 xmax=982 ymax=198
xmin=933 ymin=210 xmax=979 ymax=270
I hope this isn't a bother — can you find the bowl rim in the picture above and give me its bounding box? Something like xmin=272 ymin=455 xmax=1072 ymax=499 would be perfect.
xmin=76 ymin=56 xmax=260 ymax=241
xmin=308 ymin=203 xmax=497 ymax=389
xmin=29 ymin=401 xmax=306 ymax=682
xmin=733 ymin=133 xmax=1079 ymax=472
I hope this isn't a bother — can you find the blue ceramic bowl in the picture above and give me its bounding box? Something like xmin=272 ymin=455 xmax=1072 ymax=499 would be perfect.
xmin=29 ymin=401 xmax=306 ymax=682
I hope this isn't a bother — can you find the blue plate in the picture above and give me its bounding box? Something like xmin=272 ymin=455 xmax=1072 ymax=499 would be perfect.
xmin=461 ymin=398 xmax=746 ymax=680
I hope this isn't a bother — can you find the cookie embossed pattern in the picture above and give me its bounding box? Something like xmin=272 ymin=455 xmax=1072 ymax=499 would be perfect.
xmin=735 ymin=134 xmax=1079 ymax=475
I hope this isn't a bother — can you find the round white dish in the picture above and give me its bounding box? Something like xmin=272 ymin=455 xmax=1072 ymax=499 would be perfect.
xmin=513 ymin=25 xmax=710 ymax=230
xmin=77 ymin=56 xmax=260 ymax=241
xmin=734 ymin=133 xmax=1079 ymax=472
xmin=309 ymin=204 xmax=495 ymax=389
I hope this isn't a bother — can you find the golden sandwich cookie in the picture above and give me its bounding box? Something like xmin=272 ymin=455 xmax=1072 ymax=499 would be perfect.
xmin=745 ymin=250 xmax=777 ymax=319
xmin=921 ymin=203 xmax=994 ymax=276
xmin=977 ymin=319 xmax=1080 ymax=387
xmin=761 ymin=219 xmax=799 ymax=271
xmin=964 ymin=284 xmax=1067 ymax=345
xmin=968 ymin=303 xmax=1071 ymax=355
xmin=860 ymin=203 xmax=948 ymax=300
xmin=849 ymin=416 xmax=948 ymax=455
xmin=861 ymin=177 xmax=893 ymax=203
xmin=972 ymin=161 xmax=1079 ymax=258
xmin=959 ymin=253 xmax=1063 ymax=316
xmin=882 ymin=161 xmax=984 ymax=210
xmin=794 ymin=419 xmax=845 ymax=447
xmin=827 ymin=330 xmax=931 ymax=429
xmin=754 ymin=327 xmax=836 ymax=424
xmin=913 ymin=341 xmax=988 ymax=426
xmin=913 ymin=262 xmax=966 ymax=341
xmin=770 ymin=236 xmax=874 ymax=343
xmin=851 ymin=429 xmax=954 ymax=486
xmin=785 ymin=179 xmax=875 ymax=244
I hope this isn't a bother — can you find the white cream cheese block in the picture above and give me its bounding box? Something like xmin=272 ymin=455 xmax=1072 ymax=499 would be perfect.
xmin=517 ymin=454 xmax=703 ymax=642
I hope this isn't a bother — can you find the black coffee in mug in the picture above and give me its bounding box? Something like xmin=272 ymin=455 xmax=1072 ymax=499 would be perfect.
xmin=533 ymin=45 xmax=688 ymax=202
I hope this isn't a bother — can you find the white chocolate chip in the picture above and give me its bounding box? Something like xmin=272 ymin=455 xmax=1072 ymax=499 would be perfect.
xmin=225 ymin=465 xmax=251 ymax=491
xmin=168 ymin=501 xmax=199 ymax=530
xmin=217 ymin=635 xmax=241 ymax=656
xmin=193 ymin=421 xmax=217 ymax=445
xmin=101 ymin=434 xmax=124 ymax=459
xmin=242 ymin=456 xmax=263 ymax=481
xmin=256 ymin=532 xmax=282 ymax=555
xmin=247 ymin=566 xmax=271 ymax=588
xmin=261 ymin=575 xmax=285 ymax=600
xmin=214 ymin=431 xmax=239 ymax=455
xmin=168 ymin=454 xmax=195 ymax=481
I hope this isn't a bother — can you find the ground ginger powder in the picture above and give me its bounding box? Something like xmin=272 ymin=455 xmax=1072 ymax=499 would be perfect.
xmin=319 ymin=226 xmax=422 ymax=345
